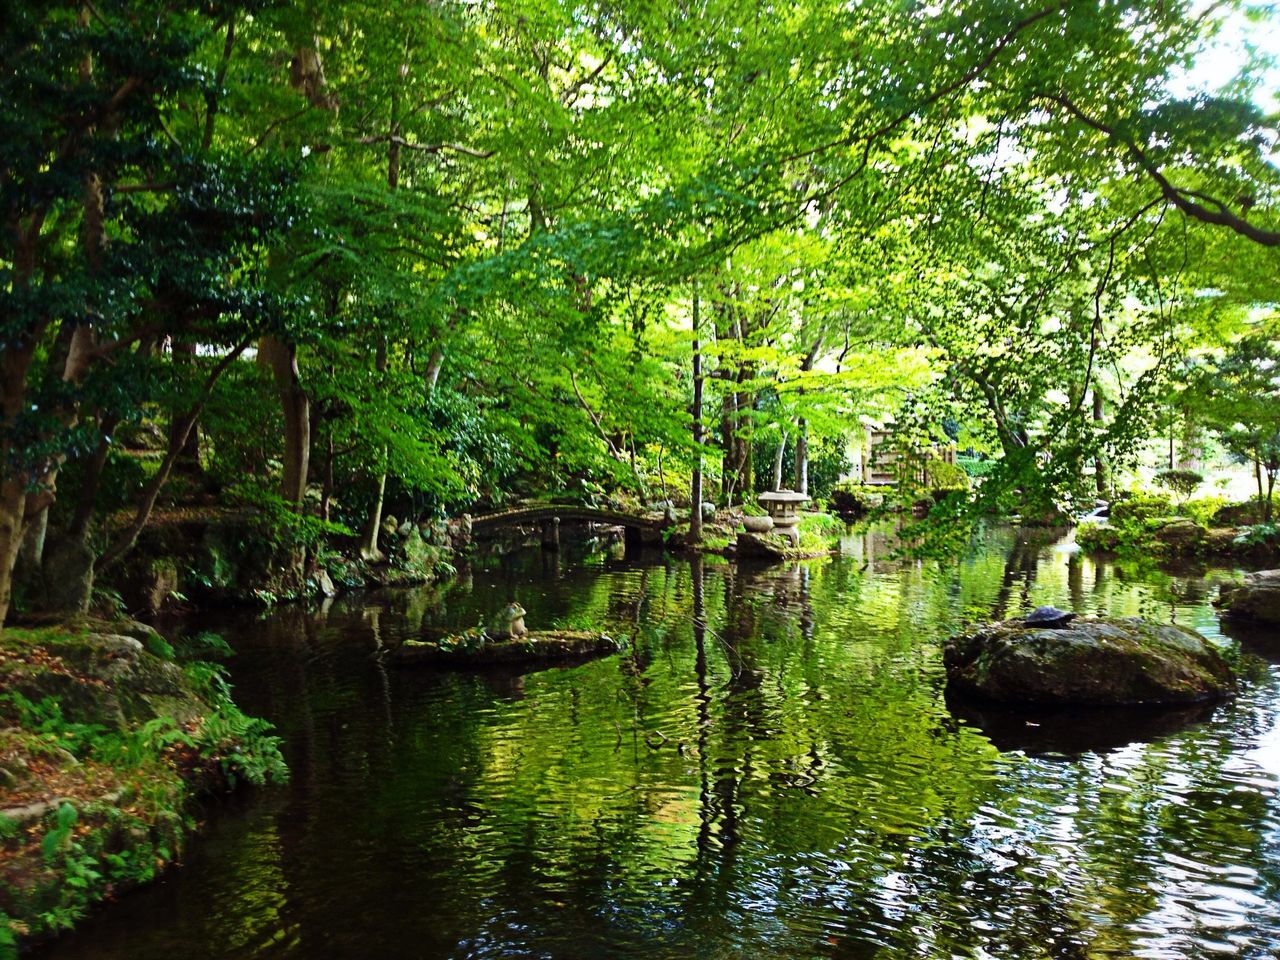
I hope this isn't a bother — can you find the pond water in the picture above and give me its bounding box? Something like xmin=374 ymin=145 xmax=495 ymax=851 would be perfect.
xmin=35 ymin=525 xmax=1280 ymax=960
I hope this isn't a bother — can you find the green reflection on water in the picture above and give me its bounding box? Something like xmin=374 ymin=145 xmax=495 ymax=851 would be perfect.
xmin=36 ymin=526 xmax=1280 ymax=960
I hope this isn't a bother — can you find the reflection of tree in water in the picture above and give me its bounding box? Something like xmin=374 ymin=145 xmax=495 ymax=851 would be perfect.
xmin=989 ymin=527 xmax=1062 ymax=620
xmin=56 ymin=542 xmax=1280 ymax=960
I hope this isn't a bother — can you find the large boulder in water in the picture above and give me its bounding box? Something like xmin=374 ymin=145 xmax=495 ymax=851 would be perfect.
xmin=944 ymin=616 xmax=1235 ymax=706
xmin=1218 ymin=570 xmax=1280 ymax=625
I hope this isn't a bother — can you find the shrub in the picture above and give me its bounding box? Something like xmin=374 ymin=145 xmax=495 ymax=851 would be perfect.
xmin=956 ymin=455 xmax=997 ymax=479
xmin=1110 ymin=492 xmax=1173 ymax=524
xmin=830 ymin=481 xmax=887 ymax=516
xmin=1213 ymin=499 xmax=1267 ymax=527
xmin=1234 ymin=523 xmax=1279 ymax=547
xmin=1178 ymin=495 xmax=1228 ymax=527
xmin=925 ymin=458 xmax=970 ymax=492
xmin=797 ymin=511 xmax=845 ymax=552
xmin=1154 ymin=469 xmax=1203 ymax=502
xmin=1076 ymin=521 xmax=1122 ymax=552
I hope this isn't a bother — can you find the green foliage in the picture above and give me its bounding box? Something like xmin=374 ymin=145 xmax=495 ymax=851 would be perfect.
xmin=173 ymin=631 xmax=235 ymax=662
xmin=416 ymin=626 xmax=490 ymax=655
xmin=226 ymin=480 xmax=353 ymax=551
xmin=956 ymin=456 xmax=997 ymax=479
xmin=1185 ymin=332 xmax=1280 ymax=521
xmin=1178 ymin=496 xmax=1229 ymax=528
xmin=925 ymin=459 xmax=970 ymax=493
xmin=1 ymin=0 xmax=1278 ymax=606
xmin=1075 ymin=521 xmax=1122 ymax=553
xmin=1154 ymin=469 xmax=1203 ymax=501
xmin=831 ymin=482 xmax=888 ymax=516
xmin=1110 ymin=492 xmax=1174 ymax=524
xmin=0 ymin=621 xmax=287 ymax=944
xmin=1234 ymin=523 xmax=1279 ymax=548
xmin=767 ymin=436 xmax=853 ymax=504
xmin=797 ymin=511 xmax=846 ymax=552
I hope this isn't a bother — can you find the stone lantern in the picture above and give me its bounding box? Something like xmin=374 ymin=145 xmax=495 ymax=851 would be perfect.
xmin=757 ymin=490 xmax=809 ymax=546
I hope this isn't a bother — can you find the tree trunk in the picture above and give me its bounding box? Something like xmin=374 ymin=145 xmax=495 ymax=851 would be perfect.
xmin=39 ymin=534 xmax=96 ymax=616
xmin=772 ymin=430 xmax=787 ymax=491
xmin=360 ymin=91 xmax=404 ymax=560
xmin=260 ymin=336 xmax=310 ymax=506
xmin=792 ymin=336 xmax=821 ymax=497
xmin=689 ymin=289 xmax=704 ymax=545
xmin=1092 ymin=389 xmax=1106 ymax=496
xmin=0 ymin=342 xmax=37 ymax=625
xmin=1177 ymin=408 xmax=1201 ymax=472
xmin=359 ymin=334 xmax=391 ymax=561
xmin=0 ymin=478 xmax=28 ymax=626
xmin=721 ymin=394 xmax=736 ymax=506
xmin=19 ymin=36 xmax=109 ymax=572
xmin=32 ymin=416 xmax=120 ymax=616
xmin=289 ymin=42 xmax=337 ymax=111
xmin=425 ymin=348 xmax=444 ymax=391
xmin=360 ymin=471 xmax=388 ymax=561
xmin=98 ymin=342 xmax=251 ymax=575
xmin=18 ymin=504 xmax=47 ymax=572
xmin=320 ymin=434 xmax=334 ymax=522
xmin=794 ymin=419 xmax=809 ymax=495
xmin=169 ymin=340 xmax=202 ymax=470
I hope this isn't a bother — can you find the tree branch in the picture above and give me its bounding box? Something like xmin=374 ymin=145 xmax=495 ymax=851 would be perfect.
xmin=1036 ymin=91 xmax=1280 ymax=247
xmin=787 ymin=1 xmax=1068 ymax=165
xmin=97 ymin=337 xmax=253 ymax=572
xmin=355 ymin=134 xmax=493 ymax=158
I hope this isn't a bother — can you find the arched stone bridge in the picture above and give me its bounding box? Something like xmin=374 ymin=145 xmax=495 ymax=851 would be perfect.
xmin=468 ymin=504 xmax=672 ymax=550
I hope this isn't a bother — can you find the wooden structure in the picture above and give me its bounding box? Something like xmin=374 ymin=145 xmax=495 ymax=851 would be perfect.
xmin=469 ymin=504 xmax=670 ymax=551
xmin=858 ymin=428 xmax=956 ymax=486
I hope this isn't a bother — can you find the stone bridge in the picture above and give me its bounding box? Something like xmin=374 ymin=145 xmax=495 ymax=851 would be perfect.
xmin=468 ymin=504 xmax=671 ymax=551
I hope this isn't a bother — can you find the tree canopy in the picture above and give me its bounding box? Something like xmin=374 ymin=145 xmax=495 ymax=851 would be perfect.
xmin=2 ymin=0 xmax=1279 ymax=619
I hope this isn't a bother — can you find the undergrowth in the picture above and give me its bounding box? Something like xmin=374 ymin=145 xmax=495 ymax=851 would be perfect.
xmin=0 ymin=625 xmax=286 ymax=950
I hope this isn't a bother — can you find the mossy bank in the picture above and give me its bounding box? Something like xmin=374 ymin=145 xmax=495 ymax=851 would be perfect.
xmin=0 ymin=620 xmax=286 ymax=955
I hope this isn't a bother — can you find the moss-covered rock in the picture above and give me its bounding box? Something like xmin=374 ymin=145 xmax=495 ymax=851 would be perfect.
xmin=733 ymin=531 xmax=831 ymax=560
xmin=0 ymin=621 xmax=193 ymax=730
xmin=1202 ymin=528 xmax=1241 ymax=555
xmin=1150 ymin=518 xmax=1207 ymax=553
xmin=944 ymin=616 xmax=1235 ymax=706
xmin=735 ymin=531 xmax=791 ymax=559
xmin=1218 ymin=570 xmax=1280 ymax=625
xmin=393 ymin=630 xmax=627 ymax=669
xmin=1074 ymin=522 xmax=1121 ymax=552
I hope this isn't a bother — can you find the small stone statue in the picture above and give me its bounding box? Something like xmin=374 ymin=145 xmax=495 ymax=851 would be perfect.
xmin=492 ymin=601 xmax=528 ymax=639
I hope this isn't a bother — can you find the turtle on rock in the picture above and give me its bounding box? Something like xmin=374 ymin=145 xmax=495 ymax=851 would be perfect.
xmin=1022 ymin=605 xmax=1077 ymax=629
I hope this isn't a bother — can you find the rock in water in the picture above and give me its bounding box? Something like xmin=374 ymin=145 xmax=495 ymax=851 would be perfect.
xmin=735 ymin=531 xmax=788 ymax=559
xmin=1218 ymin=570 xmax=1280 ymax=625
xmin=944 ymin=616 xmax=1235 ymax=706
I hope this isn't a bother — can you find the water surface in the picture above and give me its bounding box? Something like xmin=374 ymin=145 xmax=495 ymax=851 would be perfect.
xmin=36 ymin=526 xmax=1280 ymax=959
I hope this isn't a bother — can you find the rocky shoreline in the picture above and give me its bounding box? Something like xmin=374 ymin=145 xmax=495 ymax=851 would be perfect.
xmin=0 ymin=620 xmax=286 ymax=952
